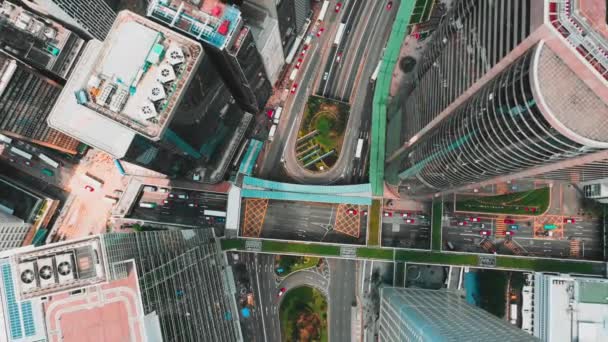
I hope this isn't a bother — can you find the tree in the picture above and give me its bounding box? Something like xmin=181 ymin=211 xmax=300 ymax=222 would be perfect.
xmin=132 ymin=224 xmax=143 ymax=232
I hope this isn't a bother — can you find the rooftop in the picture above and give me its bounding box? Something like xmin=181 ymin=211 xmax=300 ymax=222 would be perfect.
xmin=47 ymin=11 xmax=202 ymax=157
xmin=0 ymin=1 xmax=84 ymax=79
xmin=43 ymin=262 xmax=145 ymax=342
xmin=147 ymin=0 xmax=242 ymax=50
xmin=539 ymin=273 xmax=608 ymax=342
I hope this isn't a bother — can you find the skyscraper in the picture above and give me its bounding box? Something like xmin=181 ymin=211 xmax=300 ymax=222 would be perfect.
xmin=21 ymin=0 xmax=116 ymax=40
xmin=0 ymin=52 xmax=80 ymax=154
xmin=0 ymin=231 xmax=241 ymax=341
xmin=147 ymin=0 xmax=272 ymax=113
xmin=0 ymin=211 xmax=31 ymax=252
xmin=101 ymin=230 xmax=242 ymax=341
xmin=0 ymin=1 xmax=85 ymax=80
xmin=48 ymin=11 xmax=252 ymax=183
xmin=385 ymin=0 xmax=608 ymax=195
xmin=379 ymin=287 xmax=536 ymax=341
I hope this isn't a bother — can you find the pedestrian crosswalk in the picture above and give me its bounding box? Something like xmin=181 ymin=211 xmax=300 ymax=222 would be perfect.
xmin=495 ymin=215 xmax=506 ymax=237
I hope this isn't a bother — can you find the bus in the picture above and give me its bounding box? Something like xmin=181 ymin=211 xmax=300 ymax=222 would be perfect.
xmin=318 ymin=0 xmax=330 ymax=22
xmin=544 ymin=224 xmax=557 ymax=230
xmin=289 ymin=68 xmax=298 ymax=81
xmin=273 ymin=107 xmax=283 ymax=124
xmin=303 ymin=35 xmax=312 ymax=47
xmin=39 ymin=153 xmax=59 ymax=168
xmin=204 ymin=210 xmax=227 ymax=218
xmin=139 ymin=202 xmax=157 ymax=209
xmin=42 ymin=168 xmax=54 ymax=177
xmin=10 ymin=147 xmax=32 ymax=160
xmin=268 ymin=124 xmax=277 ymax=142
xmin=371 ymin=61 xmax=382 ymax=82
xmin=334 ymin=23 xmax=345 ymax=45
xmin=355 ymin=138 xmax=364 ymax=158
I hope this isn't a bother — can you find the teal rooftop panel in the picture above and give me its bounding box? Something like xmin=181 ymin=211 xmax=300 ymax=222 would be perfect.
xmin=243 ymin=176 xmax=372 ymax=195
xmin=241 ymin=189 xmax=372 ymax=206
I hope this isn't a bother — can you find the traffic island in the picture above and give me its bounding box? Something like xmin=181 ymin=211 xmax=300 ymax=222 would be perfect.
xmin=280 ymin=286 xmax=328 ymax=342
xmin=455 ymin=187 xmax=550 ymax=216
xmin=296 ymin=96 xmax=350 ymax=172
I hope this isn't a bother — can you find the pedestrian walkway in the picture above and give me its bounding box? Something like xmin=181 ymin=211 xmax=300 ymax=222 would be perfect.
xmin=495 ymin=216 xmax=507 ymax=237
xmin=370 ymin=0 xmax=415 ymax=196
xmin=569 ymin=239 xmax=581 ymax=258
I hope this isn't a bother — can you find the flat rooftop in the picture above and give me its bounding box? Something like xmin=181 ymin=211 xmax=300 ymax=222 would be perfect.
xmin=546 ymin=275 xmax=608 ymax=342
xmin=47 ymin=11 xmax=202 ymax=157
xmin=43 ymin=262 xmax=145 ymax=342
xmin=147 ymin=0 xmax=242 ymax=50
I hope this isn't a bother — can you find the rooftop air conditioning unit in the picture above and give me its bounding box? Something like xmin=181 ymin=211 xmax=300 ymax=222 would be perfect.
xmin=149 ymin=83 xmax=166 ymax=102
xmin=157 ymin=64 xmax=176 ymax=83
xmin=55 ymin=254 xmax=74 ymax=284
xmin=18 ymin=261 xmax=37 ymax=291
xmin=37 ymin=257 xmax=56 ymax=288
xmin=140 ymin=100 xmax=158 ymax=120
xmin=166 ymin=45 xmax=185 ymax=65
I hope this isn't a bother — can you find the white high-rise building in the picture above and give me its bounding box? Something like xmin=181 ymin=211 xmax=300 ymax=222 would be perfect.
xmin=0 ymin=211 xmax=31 ymax=252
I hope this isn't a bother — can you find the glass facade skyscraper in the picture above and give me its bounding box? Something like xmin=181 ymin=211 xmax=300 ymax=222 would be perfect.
xmin=386 ymin=0 xmax=608 ymax=195
xmin=101 ymin=230 xmax=242 ymax=342
xmin=379 ymin=287 xmax=536 ymax=342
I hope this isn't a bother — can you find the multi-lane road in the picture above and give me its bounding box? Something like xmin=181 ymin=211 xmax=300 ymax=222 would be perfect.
xmin=327 ymin=258 xmax=356 ymax=342
xmin=381 ymin=211 xmax=431 ymax=249
xmin=259 ymin=0 xmax=399 ymax=184
xmin=129 ymin=187 xmax=228 ymax=228
xmin=254 ymin=199 xmax=367 ymax=244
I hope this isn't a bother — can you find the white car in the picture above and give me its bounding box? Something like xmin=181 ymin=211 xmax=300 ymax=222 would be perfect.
xmin=323 ymin=72 xmax=329 ymax=80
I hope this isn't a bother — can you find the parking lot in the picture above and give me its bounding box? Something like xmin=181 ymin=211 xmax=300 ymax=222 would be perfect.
xmin=240 ymin=199 xmax=367 ymax=245
xmin=381 ymin=210 xmax=431 ymax=249
xmin=127 ymin=185 xmax=228 ymax=230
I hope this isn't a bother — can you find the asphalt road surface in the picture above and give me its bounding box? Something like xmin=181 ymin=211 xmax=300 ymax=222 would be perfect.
xmin=259 ymin=0 xmax=399 ymax=185
xmin=129 ymin=187 xmax=227 ymax=228
xmin=328 ymin=258 xmax=356 ymax=342
xmin=381 ymin=212 xmax=431 ymax=249
xmin=443 ymin=211 xmax=604 ymax=260
xmin=254 ymin=200 xmax=367 ymax=244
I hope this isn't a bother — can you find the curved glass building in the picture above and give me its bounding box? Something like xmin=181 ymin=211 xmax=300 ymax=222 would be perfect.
xmin=386 ymin=0 xmax=608 ymax=195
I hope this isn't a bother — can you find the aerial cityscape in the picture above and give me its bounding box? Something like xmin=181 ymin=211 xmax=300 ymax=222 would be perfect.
xmin=0 ymin=0 xmax=607 ymax=341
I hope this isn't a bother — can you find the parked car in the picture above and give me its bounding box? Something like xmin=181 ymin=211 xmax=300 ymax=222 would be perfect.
xmin=316 ymin=27 xmax=324 ymax=37
xmin=479 ymin=230 xmax=491 ymax=236
xmin=295 ymin=58 xmax=303 ymax=69
xmin=290 ymin=83 xmax=298 ymax=94
xmin=84 ymin=185 xmax=94 ymax=192
xmin=564 ymin=218 xmax=576 ymax=224
xmin=404 ymin=219 xmax=415 ymax=224
xmin=457 ymin=221 xmax=468 ymax=226
xmin=277 ymin=287 xmax=287 ymax=297
xmin=335 ymin=2 xmax=342 ymax=12
xmin=347 ymin=208 xmax=358 ymax=215
xmin=506 ymin=231 xmax=515 ymax=236
xmin=383 ymin=211 xmax=393 ymax=217
xmin=469 ymin=217 xmax=480 ymax=222
xmin=504 ymin=218 xmax=515 ymax=224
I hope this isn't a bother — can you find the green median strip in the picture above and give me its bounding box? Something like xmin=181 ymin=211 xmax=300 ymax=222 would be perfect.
xmin=395 ymin=250 xmax=479 ymax=265
xmin=456 ymin=187 xmax=550 ymax=215
xmin=220 ymin=238 xmax=606 ymax=275
xmin=356 ymin=247 xmax=393 ymax=260
xmin=431 ymin=200 xmax=442 ymax=251
xmin=368 ymin=199 xmax=381 ymax=246
xmin=262 ymin=240 xmax=341 ymax=256
xmin=220 ymin=239 xmax=245 ymax=250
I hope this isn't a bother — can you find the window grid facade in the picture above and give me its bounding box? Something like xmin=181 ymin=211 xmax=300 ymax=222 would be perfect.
xmin=101 ymin=231 xmax=241 ymax=342
xmin=379 ymin=288 xmax=536 ymax=342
